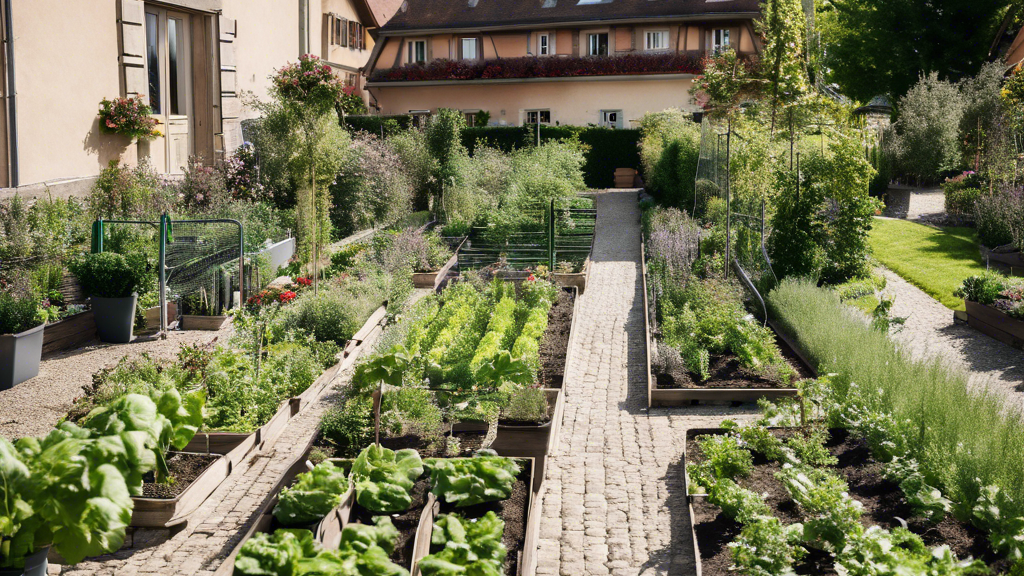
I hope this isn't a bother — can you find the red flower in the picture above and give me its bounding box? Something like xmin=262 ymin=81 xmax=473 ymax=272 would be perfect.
xmin=527 ymin=274 xmax=536 ymax=282
xmin=295 ymin=277 xmax=312 ymax=286
xmin=279 ymin=291 xmax=297 ymax=303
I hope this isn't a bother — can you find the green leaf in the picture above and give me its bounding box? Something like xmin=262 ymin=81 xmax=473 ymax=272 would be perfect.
xmin=351 ymin=445 xmax=423 ymax=514
xmin=272 ymin=461 xmax=350 ymax=526
xmin=420 ymin=512 xmax=506 ymax=576
xmin=425 ymin=451 xmax=520 ymax=508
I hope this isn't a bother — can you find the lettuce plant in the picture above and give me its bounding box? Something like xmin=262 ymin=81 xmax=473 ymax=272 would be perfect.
xmin=837 ymin=526 xmax=987 ymax=576
xmin=419 ymin=512 xmax=506 ymax=576
xmin=425 ymin=450 xmax=520 ymax=508
xmin=777 ymin=464 xmax=863 ymax=552
xmin=234 ymin=520 xmax=408 ymax=576
xmin=727 ymin=515 xmax=805 ymax=576
xmin=351 ymin=444 xmax=424 ymax=514
xmin=274 ymin=461 xmax=350 ymax=526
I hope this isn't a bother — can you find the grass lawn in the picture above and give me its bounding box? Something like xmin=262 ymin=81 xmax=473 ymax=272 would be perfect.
xmin=867 ymin=218 xmax=987 ymax=310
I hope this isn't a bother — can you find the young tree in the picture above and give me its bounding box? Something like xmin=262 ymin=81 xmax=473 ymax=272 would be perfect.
xmin=425 ymin=109 xmax=469 ymax=223
xmin=270 ymin=55 xmax=347 ymax=292
xmin=757 ymin=0 xmax=809 ymax=136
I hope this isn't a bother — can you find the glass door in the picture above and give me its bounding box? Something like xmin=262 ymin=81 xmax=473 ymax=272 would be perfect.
xmin=145 ymin=7 xmax=192 ymax=174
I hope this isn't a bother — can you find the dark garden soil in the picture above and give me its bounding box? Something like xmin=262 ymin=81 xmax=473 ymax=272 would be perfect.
xmin=537 ymin=289 xmax=574 ymax=389
xmin=436 ymin=459 xmax=531 ymax=576
xmin=686 ymin=428 xmax=1011 ymax=576
xmin=142 ymin=452 xmax=220 ymax=499
xmin=350 ymin=476 xmax=431 ymax=569
xmin=655 ymin=332 xmax=812 ymax=390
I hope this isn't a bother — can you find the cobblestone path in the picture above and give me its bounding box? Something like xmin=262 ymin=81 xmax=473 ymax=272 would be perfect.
xmin=881 ymin=268 xmax=1024 ymax=412
xmin=537 ymin=191 xmax=753 ymax=576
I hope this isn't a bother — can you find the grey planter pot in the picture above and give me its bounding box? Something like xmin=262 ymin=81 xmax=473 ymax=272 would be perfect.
xmin=0 ymin=323 xmax=45 ymax=390
xmin=0 ymin=547 xmax=48 ymax=576
xmin=90 ymin=293 xmax=138 ymax=344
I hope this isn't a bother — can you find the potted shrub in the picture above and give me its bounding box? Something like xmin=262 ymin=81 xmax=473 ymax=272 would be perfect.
xmin=179 ymin=288 xmax=228 ymax=331
xmin=70 ymin=252 xmax=150 ymax=344
xmin=0 ymin=289 xmax=44 ymax=390
xmin=955 ymin=273 xmax=1024 ymax=348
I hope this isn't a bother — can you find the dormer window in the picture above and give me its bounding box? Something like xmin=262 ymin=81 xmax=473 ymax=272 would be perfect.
xmin=408 ymin=39 xmax=427 ymax=64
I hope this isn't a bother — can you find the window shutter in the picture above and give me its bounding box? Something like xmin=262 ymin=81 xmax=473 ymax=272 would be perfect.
xmin=341 ymin=18 xmax=348 ymax=47
xmin=218 ymin=16 xmax=241 ymax=159
xmin=118 ymin=0 xmax=147 ymax=100
xmin=335 ymin=19 xmax=342 ymax=46
xmin=349 ymin=21 xmax=356 ymax=48
xmin=323 ymin=13 xmax=332 ymax=56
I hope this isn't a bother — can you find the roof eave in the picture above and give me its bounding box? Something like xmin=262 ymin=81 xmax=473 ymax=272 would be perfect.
xmin=379 ymin=12 xmax=761 ymax=36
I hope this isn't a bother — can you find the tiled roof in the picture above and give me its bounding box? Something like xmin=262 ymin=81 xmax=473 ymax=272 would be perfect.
xmin=382 ymin=0 xmax=760 ymax=32
xmin=366 ymin=0 xmax=406 ymax=27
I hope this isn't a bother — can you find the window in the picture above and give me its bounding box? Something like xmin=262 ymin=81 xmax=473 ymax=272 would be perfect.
xmin=525 ymin=109 xmax=551 ymax=125
xmin=462 ymin=38 xmax=478 ymax=60
xmin=588 ymin=33 xmax=608 ymax=56
xmin=410 ymin=110 xmax=431 ymax=128
xmin=463 ymin=110 xmax=480 ymax=127
xmin=600 ymin=110 xmax=622 ymax=129
xmin=539 ymin=33 xmax=550 ymax=55
xmin=146 ymin=12 xmax=160 ymax=114
xmin=645 ymin=30 xmax=668 ymax=51
xmin=409 ymin=40 xmax=427 ymax=64
xmin=712 ymin=29 xmax=730 ymax=54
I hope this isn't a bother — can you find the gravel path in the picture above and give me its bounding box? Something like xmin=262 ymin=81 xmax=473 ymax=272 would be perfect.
xmin=882 ymin=187 xmax=945 ymax=220
xmin=0 ymin=327 xmax=231 ymax=440
xmin=537 ymin=191 xmax=756 ymax=576
xmin=880 ymin=268 xmax=1024 ymax=411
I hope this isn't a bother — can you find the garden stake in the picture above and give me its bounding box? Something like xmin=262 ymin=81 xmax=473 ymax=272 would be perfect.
xmin=373 ymin=382 xmax=383 ymax=447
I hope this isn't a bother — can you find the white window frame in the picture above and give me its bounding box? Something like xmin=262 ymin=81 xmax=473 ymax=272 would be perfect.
xmin=645 ymin=30 xmax=669 ymax=52
xmin=600 ymin=109 xmax=622 ymax=129
xmin=538 ymin=33 xmax=550 ymax=56
xmin=587 ymin=32 xmax=608 ymax=56
xmin=525 ymin=109 xmax=551 ymax=125
xmin=461 ymin=37 xmax=478 ymax=60
xmin=408 ymin=39 xmax=427 ymax=64
xmin=712 ymin=29 xmax=730 ymax=54
xmin=410 ymin=110 xmax=431 ymax=128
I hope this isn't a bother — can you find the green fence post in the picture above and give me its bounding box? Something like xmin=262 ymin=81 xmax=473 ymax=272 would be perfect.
xmin=548 ymin=199 xmax=555 ymax=270
xmin=91 ymin=219 xmax=105 ymax=253
xmin=158 ymin=214 xmax=168 ymax=337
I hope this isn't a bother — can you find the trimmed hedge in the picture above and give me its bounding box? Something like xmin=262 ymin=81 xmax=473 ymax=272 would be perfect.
xmin=342 ymin=114 xmax=414 ymax=136
xmin=462 ymin=126 xmax=640 ymax=189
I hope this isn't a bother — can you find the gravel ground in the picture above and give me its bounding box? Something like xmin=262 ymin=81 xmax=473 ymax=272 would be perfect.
xmin=882 ymin=187 xmax=944 ymax=220
xmin=0 ymin=326 xmax=232 ymax=441
xmin=880 ymin=268 xmax=1024 ymax=412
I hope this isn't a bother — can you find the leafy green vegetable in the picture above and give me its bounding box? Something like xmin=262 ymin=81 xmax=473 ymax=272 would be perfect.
xmin=273 ymin=461 xmax=350 ymax=526
xmin=419 ymin=512 xmax=506 ymax=576
xmin=837 ymin=526 xmax=988 ymax=576
xmin=235 ymin=520 xmax=408 ymax=576
xmin=351 ymin=444 xmax=424 ymax=514
xmin=11 ymin=431 xmax=134 ymax=565
xmin=727 ymin=515 xmax=805 ymax=576
xmin=776 ymin=464 xmax=863 ymax=552
xmin=425 ymin=450 xmax=521 ymax=508
xmin=0 ymin=439 xmax=34 ymax=568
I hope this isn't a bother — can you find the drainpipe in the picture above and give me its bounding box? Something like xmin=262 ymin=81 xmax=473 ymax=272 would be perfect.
xmin=3 ymin=0 xmax=17 ymax=188
xmin=298 ymin=0 xmax=308 ymax=55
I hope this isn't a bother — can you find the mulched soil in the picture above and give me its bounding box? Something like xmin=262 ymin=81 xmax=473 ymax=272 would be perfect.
xmin=687 ymin=428 xmax=1011 ymax=575
xmin=655 ymin=331 xmax=812 ymax=390
xmin=367 ymin=429 xmax=488 ymax=458
xmin=142 ymin=452 xmax=220 ymax=499
xmin=538 ymin=289 xmax=574 ymax=389
xmin=350 ymin=476 xmax=431 ymax=570
xmin=435 ymin=459 xmax=532 ymax=576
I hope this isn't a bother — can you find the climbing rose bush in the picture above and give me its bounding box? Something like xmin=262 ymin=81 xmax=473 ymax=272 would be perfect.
xmin=272 ymin=54 xmax=345 ymax=113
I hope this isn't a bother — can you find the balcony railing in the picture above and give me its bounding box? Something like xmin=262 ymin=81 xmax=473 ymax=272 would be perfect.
xmin=368 ymin=53 xmax=705 ymax=83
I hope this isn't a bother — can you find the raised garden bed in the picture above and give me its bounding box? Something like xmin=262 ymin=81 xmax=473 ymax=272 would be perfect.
xmin=130 ymin=452 xmax=227 ymax=528
xmin=412 ymin=247 xmax=462 ymax=290
xmin=179 ymin=314 xmax=228 ymax=331
xmin=216 ymin=439 xmax=540 ymax=576
xmin=642 ymin=241 xmax=810 ymax=407
xmin=182 ymin=305 xmax=388 ymax=466
xmin=965 ymin=300 xmax=1024 ymax=350
xmin=684 ymin=427 xmax=1012 ymax=575
xmin=41 ymin=310 xmax=95 ymax=354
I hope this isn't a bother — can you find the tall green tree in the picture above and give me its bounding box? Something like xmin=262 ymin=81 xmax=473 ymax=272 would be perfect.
xmin=818 ymin=0 xmax=1014 ymax=102
xmin=757 ymin=0 xmax=810 ymax=135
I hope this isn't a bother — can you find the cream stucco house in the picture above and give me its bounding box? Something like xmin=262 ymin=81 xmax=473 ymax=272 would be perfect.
xmin=0 ymin=0 xmax=400 ymax=198
xmin=363 ymin=0 xmax=762 ymax=128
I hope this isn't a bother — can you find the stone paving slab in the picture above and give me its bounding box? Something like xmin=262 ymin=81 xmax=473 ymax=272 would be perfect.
xmin=538 ymin=191 xmax=757 ymax=576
